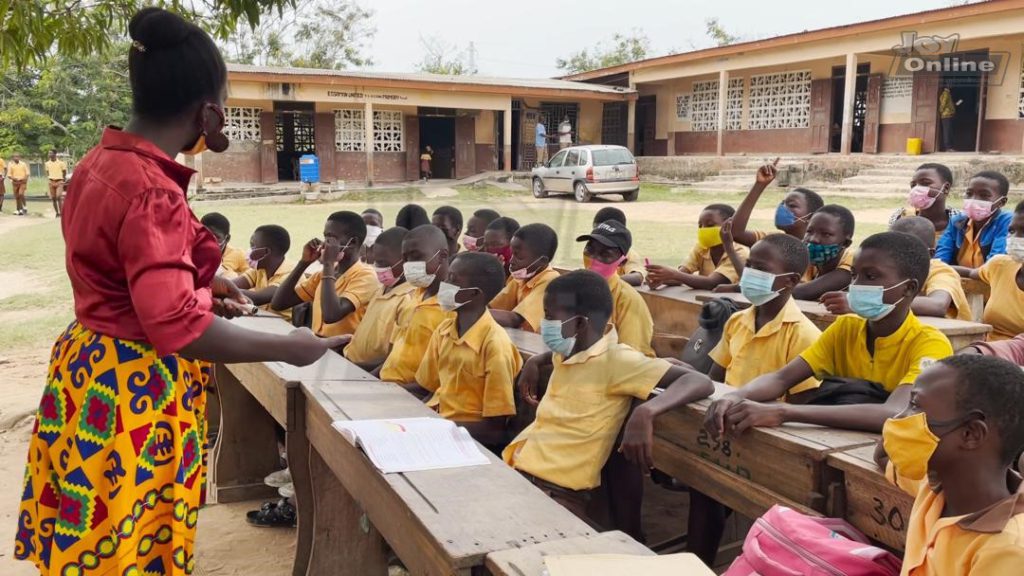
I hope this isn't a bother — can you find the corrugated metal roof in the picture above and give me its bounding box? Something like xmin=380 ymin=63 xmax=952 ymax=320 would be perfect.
xmin=227 ymin=63 xmax=633 ymax=94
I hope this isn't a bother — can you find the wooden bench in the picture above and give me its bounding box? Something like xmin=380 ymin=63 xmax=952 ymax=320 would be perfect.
xmin=825 ymin=445 xmax=914 ymax=551
xmin=637 ymin=286 xmax=716 ymax=358
xmin=961 ymin=277 xmax=990 ymax=323
xmin=652 ymin=383 xmax=878 ymax=521
xmin=485 ymin=531 xmax=653 ymax=576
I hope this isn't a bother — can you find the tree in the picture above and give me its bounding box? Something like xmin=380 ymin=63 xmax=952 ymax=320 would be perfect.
xmin=0 ymin=0 xmax=294 ymax=70
xmin=221 ymin=0 xmax=375 ymax=69
xmin=416 ymin=36 xmax=477 ymax=76
xmin=555 ymin=31 xmax=651 ymax=74
xmin=705 ymin=17 xmax=741 ymax=47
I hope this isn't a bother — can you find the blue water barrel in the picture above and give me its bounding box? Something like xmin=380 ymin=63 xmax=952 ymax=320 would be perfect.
xmin=299 ymin=154 xmax=319 ymax=183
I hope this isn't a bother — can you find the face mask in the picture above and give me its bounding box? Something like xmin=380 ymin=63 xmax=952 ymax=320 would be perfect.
xmin=739 ymin=268 xmax=788 ymax=306
xmin=963 ymin=199 xmax=996 ymax=222
xmin=364 ymin=226 xmax=383 ymax=247
xmin=403 ymin=251 xmax=440 ymax=288
xmin=587 ymin=254 xmax=626 ymax=279
xmin=908 ymin=185 xmax=939 ymax=210
xmin=462 ymin=235 xmax=480 ymax=251
xmin=846 ymin=280 xmax=909 ymax=321
xmin=774 ymin=203 xmax=798 ymax=228
xmin=882 ymin=411 xmax=972 ymax=480
xmin=438 ymin=282 xmax=478 ymax=312
xmin=510 ymin=256 xmax=546 ymax=282
xmin=1006 ymin=236 xmax=1024 ymax=263
xmin=697 ymin=226 xmax=723 ymax=248
xmin=375 ymin=262 xmax=402 ymax=287
xmin=247 ymin=248 xmax=269 ymax=270
xmin=488 ymin=245 xmax=513 ymax=267
xmin=540 ymin=317 xmax=579 ymax=357
xmin=806 ymin=242 xmax=842 ymax=267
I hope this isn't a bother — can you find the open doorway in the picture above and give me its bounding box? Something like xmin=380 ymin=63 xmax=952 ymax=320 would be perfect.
xmin=939 ymin=51 xmax=987 ymax=152
xmin=511 ymin=101 xmax=522 ymax=170
xmin=419 ymin=108 xmax=456 ymax=179
xmin=829 ymin=64 xmax=870 ymax=153
xmin=274 ymin=103 xmax=316 ymax=181
xmin=634 ymin=96 xmax=656 ymax=156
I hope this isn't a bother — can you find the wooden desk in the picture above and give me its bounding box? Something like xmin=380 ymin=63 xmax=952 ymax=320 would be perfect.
xmin=637 ymin=286 xmax=717 ymax=358
xmin=506 ymin=327 xmax=546 ymax=360
xmin=961 ymin=277 xmax=990 ymax=322
xmin=652 ymin=383 xmax=877 ymax=521
xmin=826 ymin=445 xmax=914 ymax=551
xmin=485 ymin=531 xmax=653 ymax=576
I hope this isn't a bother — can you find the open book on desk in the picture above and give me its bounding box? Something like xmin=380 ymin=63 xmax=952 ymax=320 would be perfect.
xmin=332 ymin=417 xmax=490 ymax=474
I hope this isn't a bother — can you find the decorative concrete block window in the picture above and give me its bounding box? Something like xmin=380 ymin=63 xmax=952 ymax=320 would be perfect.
xmin=690 ymin=78 xmax=744 ymax=131
xmin=335 ymin=109 xmax=366 ymax=151
xmin=726 ymin=78 xmax=744 ymax=130
xmin=1018 ymin=59 xmax=1024 ymax=118
xmin=223 ymin=107 xmax=262 ymax=143
xmin=748 ymin=71 xmax=811 ymax=130
xmin=373 ymin=110 xmax=404 ymax=152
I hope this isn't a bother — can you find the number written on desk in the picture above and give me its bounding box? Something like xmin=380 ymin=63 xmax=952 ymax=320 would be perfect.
xmin=697 ymin=429 xmax=733 ymax=457
xmin=870 ymin=497 xmax=905 ymax=532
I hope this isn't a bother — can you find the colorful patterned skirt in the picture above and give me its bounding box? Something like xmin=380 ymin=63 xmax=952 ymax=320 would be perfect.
xmin=15 ymin=322 xmax=209 ymax=576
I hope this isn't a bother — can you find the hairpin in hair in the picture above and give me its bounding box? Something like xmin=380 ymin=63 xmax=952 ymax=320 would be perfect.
xmin=131 ymin=40 xmax=147 ymax=53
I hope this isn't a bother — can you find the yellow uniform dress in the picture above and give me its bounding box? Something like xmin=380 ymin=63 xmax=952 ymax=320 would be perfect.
xmin=607 ymin=275 xmax=655 ymax=357
xmin=679 ymin=244 xmax=749 ymax=283
xmin=379 ymin=291 xmax=451 ymax=384
xmin=489 ymin=267 xmax=560 ymax=333
xmin=343 ymin=283 xmax=417 ymax=365
xmin=239 ymin=261 xmax=296 ymax=321
xmin=295 ymin=262 xmax=380 ymax=337
xmin=978 ymin=255 xmax=1024 ymax=341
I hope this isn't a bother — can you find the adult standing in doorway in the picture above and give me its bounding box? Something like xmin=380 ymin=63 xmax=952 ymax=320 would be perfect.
xmin=558 ymin=115 xmax=573 ymax=149
xmin=7 ymin=153 xmax=30 ymax=215
xmin=45 ymin=150 xmax=68 ymax=217
xmin=13 ymin=8 xmax=342 ymax=576
xmin=939 ymin=83 xmax=959 ymax=152
xmin=535 ymin=115 xmax=548 ymax=166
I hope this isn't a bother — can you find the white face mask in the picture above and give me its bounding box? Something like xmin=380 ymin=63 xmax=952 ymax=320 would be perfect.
xmin=403 ymin=250 xmax=440 ymax=288
xmin=364 ymin=225 xmax=383 ymax=247
xmin=1007 ymin=236 xmax=1024 ymax=263
xmin=437 ymin=281 xmax=478 ymax=312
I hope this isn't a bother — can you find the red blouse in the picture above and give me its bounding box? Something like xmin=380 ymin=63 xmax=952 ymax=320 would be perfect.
xmin=63 ymin=128 xmax=220 ymax=356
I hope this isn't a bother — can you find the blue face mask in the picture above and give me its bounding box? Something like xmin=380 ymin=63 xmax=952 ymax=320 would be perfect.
xmin=540 ymin=317 xmax=579 ymax=357
xmin=775 ymin=203 xmax=798 ymax=228
xmin=846 ymin=280 xmax=909 ymax=321
xmin=806 ymin=242 xmax=842 ymax=267
xmin=740 ymin=268 xmax=789 ymax=306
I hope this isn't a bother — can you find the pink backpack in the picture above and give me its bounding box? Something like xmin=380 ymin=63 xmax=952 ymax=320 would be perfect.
xmin=724 ymin=505 xmax=902 ymax=576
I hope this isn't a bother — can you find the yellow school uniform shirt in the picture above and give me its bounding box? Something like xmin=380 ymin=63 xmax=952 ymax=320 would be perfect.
xmin=799 ymin=312 xmax=953 ymax=393
xmin=0 ymin=158 xmax=6 ymax=175
xmin=925 ymin=259 xmax=972 ymax=322
xmin=489 ymin=267 xmax=560 ymax=332
xmin=343 ymin=282 xmax=417 ymax=365
xmin=978 ymin=255 xmax=1024 ymax=341
xmin=619 ymin=249 xmax=645 ymax=278
xmin=889 ymin=463 xmax=1024 ymax=576
xmin=379 ymin=290 xmax=451 ymax=384
xmin=802 ymin=247 xmax=855 ymax=282
xmin=503 ymin=328 xmax=671 ymax=490
xmin=415 ymin=313 xmax=522 ymax=421
xmin=221 ymin=245 xmax=250 ymax=276
xmin=45 ymin=159 xmax=67 ymax=180
xmin=708 ymin=297 xmax=821 ymax=394
xmin=240 ymin=261 xmax=296 ymax=321
xmin=679 ymin=244 xmax=749 ymax=283
xmin=295 ymin=261 xmax=380 ymax=337
xmin=7 ymin=161 xmax=29 ymax=180
xmin=958 ymin=222 xmax=985 ymax=269
xmin=607 ymin=274 xmax=655 ymax=357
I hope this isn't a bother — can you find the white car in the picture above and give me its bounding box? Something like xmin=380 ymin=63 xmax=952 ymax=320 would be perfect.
xmin=531 ymin=145 xmax=639 ymax=203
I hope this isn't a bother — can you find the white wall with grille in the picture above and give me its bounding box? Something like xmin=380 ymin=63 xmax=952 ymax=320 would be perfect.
xmin=689 ymin=78 xmax=745 ymax=132
xmin=334 ymin=110 xmax=405 ymax=152
xmin=373 ymin=111 xmax=404 ymax=152
xmin=334 ymin=109 xmax=365 ymax=151
xmin=224 ymin=107 xmax=262 ymax=143
xmin=748 ymin=71 xmax=811 ymax=130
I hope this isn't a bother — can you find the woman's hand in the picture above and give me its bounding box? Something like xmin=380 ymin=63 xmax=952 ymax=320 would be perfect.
xmin=211 ymin=275 xmax=253 ymax=318
xmin=283 ymin=328 xmax=347 ymax=366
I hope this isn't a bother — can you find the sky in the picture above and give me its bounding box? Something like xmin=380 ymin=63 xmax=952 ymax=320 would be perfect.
xmin=360 ymin=0 xmax=967 ymax=77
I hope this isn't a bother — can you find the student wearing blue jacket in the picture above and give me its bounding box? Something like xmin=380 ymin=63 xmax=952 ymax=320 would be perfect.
xmin=935 ymin=170 xmax=1012 ymax=277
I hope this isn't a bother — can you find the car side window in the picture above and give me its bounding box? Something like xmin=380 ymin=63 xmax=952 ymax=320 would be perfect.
xmin=565 ymin=150 xmax=579 ymax=166
xmin=577 ymin=151 xmax=588 ymax=166
xmin=549 ymin=150 xmax=567 ymax=167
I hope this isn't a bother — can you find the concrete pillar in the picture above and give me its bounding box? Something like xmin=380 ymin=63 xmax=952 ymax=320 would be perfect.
xmin=364 ymin=101 xmax=374 ymax=185
xmin=626 ymin=98 xmax=637 ymax=153
xmin=503 ymin=101 xmax=513 ymax=171
xmin=841 ymin=53 xmax=857 ymax=155
xmin=717 ymin=70 xmax=729 ymax=156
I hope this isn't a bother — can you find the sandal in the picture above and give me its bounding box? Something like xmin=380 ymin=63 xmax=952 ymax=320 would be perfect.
xmin=246 ymin=498 xmax=296 ymax=528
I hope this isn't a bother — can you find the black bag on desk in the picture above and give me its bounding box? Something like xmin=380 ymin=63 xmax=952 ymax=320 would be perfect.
xmin=291 ymin=302 xmax=313 ymax=329
xmin=788 ymin=377 xmax=889 ymax=406
xmin=680 ymin=297 xmax=741 ymax=374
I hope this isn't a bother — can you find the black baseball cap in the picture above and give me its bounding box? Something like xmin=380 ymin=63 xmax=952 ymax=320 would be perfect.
xmin=576 ymin=219 xmax=632 ymax=254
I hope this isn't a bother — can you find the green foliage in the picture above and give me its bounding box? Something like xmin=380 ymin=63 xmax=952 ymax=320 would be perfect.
xmin=705 ymin=17 xmax=741 ymax=47
xmin=555 ymin=30 xmax=651 ymax=74
xmin=416 ymin=36 xmax=477 ymax=76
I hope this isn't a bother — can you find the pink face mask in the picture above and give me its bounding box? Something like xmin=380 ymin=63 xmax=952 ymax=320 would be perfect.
xmin=963 ymin=199 xmax=995 ymax=222
xmin=510 ymin=257 xmax=545 ymax=282
xmin=908 ymin=185 xmax=938 ymax=210
xmin=587 ymin=255 xmax=626 ymax=279
xmin=462 ymin=235 xmax=480 ymax=251
xmin=374 ymin=262 xmax=402 ymax=287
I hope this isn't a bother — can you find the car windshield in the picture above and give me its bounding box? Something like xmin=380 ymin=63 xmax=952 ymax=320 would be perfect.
xmin=592 ymin=149 xmax=634 ymax=166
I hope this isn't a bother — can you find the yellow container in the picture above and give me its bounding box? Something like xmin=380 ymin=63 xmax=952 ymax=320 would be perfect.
xmin=906 ymin=138 xmax=923 ymax=155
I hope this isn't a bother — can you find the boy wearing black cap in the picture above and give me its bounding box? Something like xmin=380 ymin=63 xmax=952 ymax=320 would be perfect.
xmin=578 ymin=220 xmax=654 ymax=357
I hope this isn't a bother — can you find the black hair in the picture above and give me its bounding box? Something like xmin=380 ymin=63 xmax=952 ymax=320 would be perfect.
xmin=971 ymin=170 xmax=1010 ymax=197
xmin=472 ymin=208 xmax=501 ymax=223
xmin=916 ymin=162 xmax=954 ymax=185
xmin=792 ymin=187 xmax=825 ymax=213
xmin=758 ymin=233 xmax=809 ymax=276
xmin=432 ymin=205 xmax=464 ymax=230
xmin=1016 ymin=200 xmax=1024 ymax=215
xmin=545 ymin=270 xmax=614 ymax=327
xmin=396 ymin=204 xmax=430 ymax=229
xmin=254 ymin=224 xmax=290 ymax=255
xmin=128 ymin=8 xmax=227 ymax=119
xmin=452 ymin=252 xmax=507 ymax=302
xmin=594 ymin=207 xmax=626 ymax=227
xmin=374 ymin=226 xmax=408 ymax=254
xmin=327 ymin=211 xmax=368 ymax=245
xmin=200 ymin=212 xmax=230 ymax=236
xmin=891 ymin=216 xmax=937 ymax=250
xmin=406 ymin=224 xmax=448 ymax=252
xmin=940 ymin=355 xmax=1024 ymax=464
xmin=817 ymin=204 xmax=856 ymax=238
xmin=858 ymin=231 xmax=930 ymax=288
xmin=704 ymin=203 xmax=736 ymax=220
xmin=514 ymin=223 xmax=559 ymax=261
xmin=362 ymin=208 xmax=383 ymax=219
xmin=487 ymin=216 xmax=521 ymax=238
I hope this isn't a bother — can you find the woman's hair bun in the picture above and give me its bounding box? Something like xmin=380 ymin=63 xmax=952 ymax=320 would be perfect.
xmin=128 ymin=7 xmax=192 ymax=51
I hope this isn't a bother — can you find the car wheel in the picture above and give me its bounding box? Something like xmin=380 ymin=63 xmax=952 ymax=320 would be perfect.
xmin=574 ymin=182 xmax=593 ymax=203
xmin=622 ymin=189 xmax=639 ymax=202
xmin=532 ymin=177 xmax=548 ymax=198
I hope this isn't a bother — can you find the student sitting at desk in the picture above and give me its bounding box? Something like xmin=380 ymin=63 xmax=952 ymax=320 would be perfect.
xmin=578 ymin=220 xmax=655 ymax=357
xmin=705 ymin=232 xmax=954 ymax=435
xmin=432 ymin=205 xmax=464 ymax=262
xmin=271 ymin=211 xmax=380 ymax=336
xmin=505 ymin=270 xmax=714 ymax=525
xmin=591 ymin=207 xmax=645 ymax=286
xmin=968 ymin=201 xmax=1024 ymax=341
xmin=874 ymin=355 xmax=1024 ymax=574
xmin=232 ymin=224 xmax=295 ymax=320
xmin=890 ymin=162 xmax=958 ymax=242
xmin=201 ymin=211 xmax=249 ymax=279
xmin=415 ymin=252 xmax=522 ymax=451
xmin=727 ymin=158 xmax=825 ymax=247
xmin=342 ymin=227 xmax=418 ymax=369
xmin=791 ymin=204 xmax=856 ymax=301
xmin=482 ymin=216 xmax=521 ymax=277
xmin=490 ymin=223 xmax=561 ymax=333
xmin=360 ymin=208 xmax=384 ymax=263
xmin=463 ymin=208 xmax=500 ymax=252
xmin=936 ymin=170 xmax=1013 ymax=277
xmin=646 ymin=203 xmax=748 ymax=291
